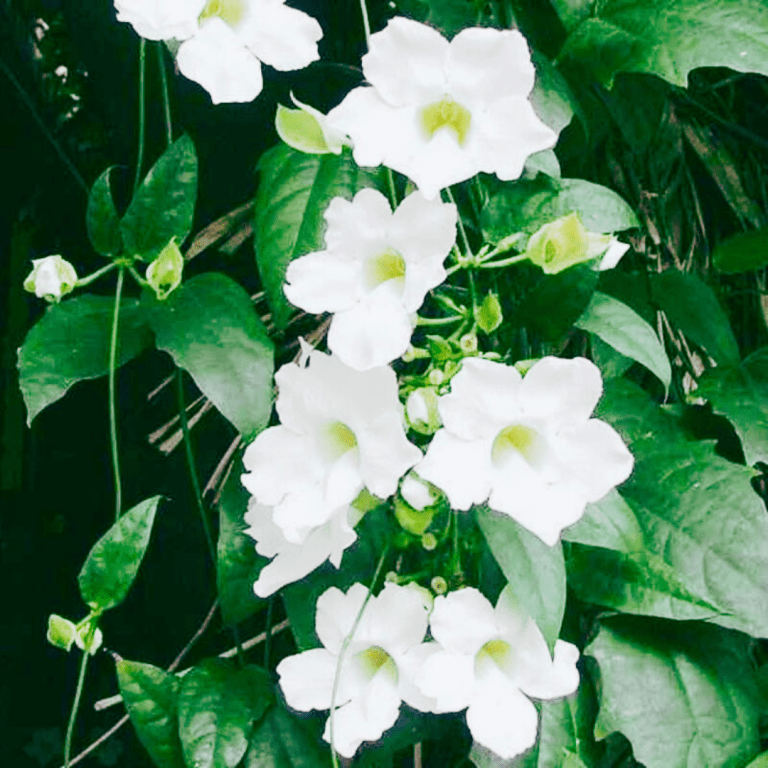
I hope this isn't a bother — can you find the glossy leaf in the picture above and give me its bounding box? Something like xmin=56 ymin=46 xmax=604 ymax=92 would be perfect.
xmin=86 ymin=166 xmax=122 ymax=257
xmin=562 ymin=488 xmax=643 ymax=553
xmin=121 ymin=134 xmax=197 ymax=260
xmin=78 ymin=496 xmax=161 ymax=612
xmin=713 ymin=227 xmax=768 ymax=274
xmin=561 ymin=0 xmax=768 ymax=88
xmin=117 ymin=660 xmax=185 ymax=768
xmin=178 ymin=660 xmax=273 ymax=768
xmin=254 ymin=145 xmax=380 ymax=329
xmin=476 ymin=506 xmax=566 ymax=651
xmin=649 ymin=271 xmax=739 ymax=365
xmin=17 ymin=295 xmax=151 ymax=424
xmin=699 ymin=347 xmax=768 ymax=466
xmin=575 ymin=291 xmax=671 ymax=389
xmin=587 ymin=617 xmax=760 ymax=768
xmin=393 ymin=0 xmax=482 ymax=37
xmin=145 ymin=273 xmax=274 ymax=441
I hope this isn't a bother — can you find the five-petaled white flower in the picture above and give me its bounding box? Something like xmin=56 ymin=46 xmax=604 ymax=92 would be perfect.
xmin=241 ymin=344 xmax=421 ymax=543
xmin=416 ymin=356 xmax=633 ymax=545
xmin=284 ymin=189 xmax=457 ymax=370
xmin=23 ymin=255 xmax=78 ymax=302
xmin=277 ymin=582 xmax=434 ymax=758
xmin=327 ymin=17 xmax=556 ymax=199
xmin=244 ymin=498 xmax=359 ymax=597
xmin=416 ymin=586 xmax=580 ymax=760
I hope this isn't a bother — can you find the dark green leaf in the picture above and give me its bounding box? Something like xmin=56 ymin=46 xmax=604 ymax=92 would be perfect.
xmin=586 ymin=617 xmax=761 ymax=768
xmin=78 ymin=496 xmax=161 ymax=612
xmin=575 ymin=291 xmax=671 ymax=389
xmin=476 ymin=507 xmax=566 ymax=650
xmin=563 ymin=488 xmax=643 ymax=553
xmin=561 ymin=0 xmax=768 ymax=87
xmin=217 ymin=463 xmax=265 ymax=626
xmin=86 ymin=166 xmax=122 ymax=257
xmin=121 ymin=134 xmax=197 ymax=260
xmin=549 ymin=0 xmax=596 ymax=31
xmin=145 ymin=273 xmax=274 ymax=440
xmin=254 ymin=145 xmax=380 ymax=329
xmin=714 ymin=227 xmax=768 ymax=274
xmin=117 ymin=660 xmax=185 ymax=768
xmin=17 ymin=295 xmax=151 ymax=424
xmin=178 ymin=660 xmax=273 ymax=768
xmin=650 ymin=271 xmax=739 ymax=365
xmin=699 ymin=347 xmax=768 ymax=466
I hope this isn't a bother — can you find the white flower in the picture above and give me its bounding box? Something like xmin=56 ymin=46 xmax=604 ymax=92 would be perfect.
xmin=277 ymin=582 xmax=434 ymax=758
xmin=23 ymin=255 xmax=78 ymax=302
xmin=327 ymin=17 xmax=556 ymax=199
xmin=114 ymin=0 xmax=205 ymax=41
xmin=416 ymin=356 xmax=633 ymax=545
xmin=416 ymin=586 xmax=580 ymax=759
xmin=276 ymin=93 xmax=348 ymax=154
xmin=241 ymin=345 xmax=421 ymax=543
xmin=284 ymin=189 xmax=457 ymax=370
xmin=244 ymin=498 xmax=358 ymax=597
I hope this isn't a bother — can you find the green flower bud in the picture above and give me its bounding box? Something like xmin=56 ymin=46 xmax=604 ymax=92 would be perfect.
xmin=526 ymin=212 xmax=612 ymax=275
xmin=47 ymin=614 xmax=78 ymax=652
xmin=24 ymin=255 xmax=78 ymax=302
xmin=474 ymin=292 xmax=503 ymax=334
xmin=421 ymin=532 xmax=438 ymax=551
xmin=459 ymin=333 xmax=478 ymax=354
xmin=75 ymin=623 xmax=103 ymax=655
xmin=406 ymin=387 xmax=441 ymax=434
xmin=146 ymin=238 xmax=184 ymax=300
xmin=394 ymin=495 xmax=435 ymax=536
xmin=431 ymin=576 xmax=448 ymax=595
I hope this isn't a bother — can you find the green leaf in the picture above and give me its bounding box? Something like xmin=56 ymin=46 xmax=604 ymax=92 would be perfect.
xmin=589 ymin=334 xmax=634 ymax=380
xmin=699 ymin=347 xmax=768 ymax=466
xmin=713 ymin=227 xmax=768 ymax=274
xmin=78 ymin=496 xmax=161 ymax=612
xmin=47 ymin=614 xmax=77 ymax=652
xmin=530 ymin=53 xmax=577 ymax=137
xmin=217 ymin=463 xmax=265 ymax=627
xmin=476 ymin=507 xmax=566 ymax=650
xmin=744 ymin=752 xmax=768 ymax=768
xmin=649 ymin=271 xmax=739 ymax=365
xmin=116 ymin=660 xmax=185 ymax=768
xmin=145 ymin=273 xmax=274 ymax=441
xmin=562 ymin=488 xmax=643 ymax=553
xmin=537 ymin=684 xmax=598 ymax=768
xmin=586 ymin=617 xmax=761 ymax=768
xmin=244 ymin=704 xmax=330 ymax=768
xmin=393 ymin=0 xmax=483 ymax=37
xmin=17 ymin=295 xmax=152 ymax=424
xmin=121 ymin=134 xmax=197 ymax=260
xmin=562 ymin=0 xmax=768 ymax=88
xmin=549 ymin=0 xmax=595 ymax=31
xmin=482 ymin=177 xmax=638 ymax=242
xmin=254 ymin=145 xmax=381 ymax=329
xmin=86 ymin=166 xmax=122 ymax=257
xmin=178 ymin=660 xmax=273 ymax=768
xmin=575 ymin=291 xmax=671 ymax=389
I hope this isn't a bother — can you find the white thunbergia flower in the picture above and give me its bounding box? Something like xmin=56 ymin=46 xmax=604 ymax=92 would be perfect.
xmin=417 ymin=586 xmax=580 ymax=759
xmin=327 ymin=17 xmax=556 ymax=199
xmin=277 ymin=582 xmax=434 ymax=758
xmin=114 ymin=0 xmax=205 ymax=41
xmin=241 ymin=345 xmax=421 ymax=543
xmin=244 ymin=498 xmax=358 ymax=597
xmin=23 ymin=255 xmax=78 ymax=302
xmin=284 ymin=189 xmax=457 ymax=370
xmin=416 ymin=356 xmax=633 ymax=545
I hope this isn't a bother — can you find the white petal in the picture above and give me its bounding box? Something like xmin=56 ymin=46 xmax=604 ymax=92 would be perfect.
xmin=272 ymin=484 xmax=337 ymax=543
xmin=417 ymin=649 xmax=476 ymax=713
xmin=416 ymin=429 xmax=492 ymax=511
xmin=315 ymin=584 xmax=369 ymax=655
xmin=428 ymin=588 xmax=498 ymax=654
xmin=277 ymin=648 xmax=338 ymax=711
xmin=239 ymin=0 xmax=322 ymax=71
xmin=177 ymin=18 xmax=264 ymax=104
xmin=466 ymin=666 xmax=539 ymax=759
xmin=400 ymin=472 xmax=435 ymax=511
xmin=599 ymin=239 xmax=630 ymax=270
xmin=322 ymin=189 xmax=392 ymax=254
xmin=515 ymin=639 xmax=580 ymax=700
xmin=357 ymin=582 xmax=430 ymax=654
xmin=244 ymin=498 xmax=284 ymax=559
xmin=115 ymin=0 xmax=204 ymax=41
xmin=284 ymin=250 xmax=363 ymax=313
xmin=399 ymin=643 xmax=441 ymax=712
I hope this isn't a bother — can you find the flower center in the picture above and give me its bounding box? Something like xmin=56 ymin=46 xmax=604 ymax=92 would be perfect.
xmin=365 ymin=248 xmax=406 ymax=290
xmin=420 ymin=99 xmax=472 ymax=146
xmin=477 ymin=637 xmax=511 ymax=668
xmin=323 ymin=420 xmax=358 ymax=461
xmin=200 ymin=0 xmax=246 ymax=26
xmin=492 ymin=424 xmax=541 ymax=466
xmin=356 ymin=645 xmax=397 ymax=680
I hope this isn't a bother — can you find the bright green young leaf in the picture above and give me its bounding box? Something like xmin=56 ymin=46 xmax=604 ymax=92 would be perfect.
xmin=116 ymin=660 xmax=185 ymax=768
xmin=745 ymin=752 xmax=768 ymax=768
xmin=699 ymin=347 xmax=768 ymax=466
xmin=120 ymin=134 xmax=197 ymax=260
xmin=562 ymin=488 xmax=643 ymax=553
xmin=17 ymin=295 xmax=152 ymax=424
xmin=216 ymin=464 xmax=265 ymax=627
xmin=561 ymin=0 xmax=768 ymax=88
xmin=713 ymin=227 xmax=768 ymax=274
xmin=576 ymin=291 xmax=671 ymax=389
xmin=482 ymin=177 xmax=638 ymax=242
xmin=649 ymin=271 xmax=740 ymax=365
xmin=244 ymin=704 xmax=330 ymax=768
xmin=586 ymin=617 xmax=761 ymax=768
xmin=86 ymin=166 xmax=122 ymax=257
xmin=254 ymin=145 xmax=381 ymax=329
xmin=476 ymin=507 xmax=566 ymax=650
xmin=145 ymin=273 xmax=274 ymax=441
xmin=47 ymin=614 xmax=77 ymax=652
xmin=178 ymin=660 xmax=273 ymax=768
xmin=78 ymin=496 xmax=161 ymax=612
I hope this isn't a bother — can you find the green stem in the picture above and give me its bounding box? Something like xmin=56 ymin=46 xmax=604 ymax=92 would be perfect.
xmin=75 ymin=261 xmax=119 ymax=289
xmin=329 ymin=546 xmax=390 ymax=768
xmin=357 ymin=0 xmax=372 ymax=46
xmin=63 ymin=652 xmax=90 ymax=768
xmin=416 ymin=314 xmax=464 ymax=327
xmin=109 ymin=268 xmax=125 ymax=521
xmin=176 ymin=370 xmax=216 ymax=563
xmin=156 ymin=42 xmax=173 ymax=146
xmin=263 ymin=598 xmax=274 ymax=669
xmin=477 ymin=252 xmax=529 ymax=269
xmin=133 ymin=38 xmax=147 ymax=193
xmin=126 ymin=263 xmax=149 ymax=287
xmin=386 ymin=168 xmax=398 ymax=209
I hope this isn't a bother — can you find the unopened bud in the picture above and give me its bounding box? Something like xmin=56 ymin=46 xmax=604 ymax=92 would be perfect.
xmin=475 ymin=292 xmax=503 ymax=334
xmin=431 ymin=576 xmax=448 ymax=595
xmin=459 ymin=333 xmax=477 ymax=354
xmin=47 ymin=614 xmax=77 ymax=652
xmin=421 ymin=533 xmax=438 ymax=551
xmin=24 ymin=255 xmax=78 ymax=302
xmin=406 ymin=388 xmax=441 ymax=434
xmin=275 ymin=94 xmax=347 ymax=155
xmin=146 ymin=238 xmax=184 ymax=300
xmin=526 ymin=212 xmax=612 ymax=275
xmin=75 ymin=623 xmax=103 ymax=655
xmin=428 ymin=368 xmax=444 ymax=386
